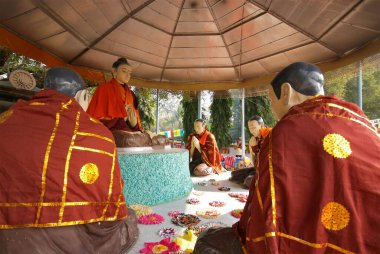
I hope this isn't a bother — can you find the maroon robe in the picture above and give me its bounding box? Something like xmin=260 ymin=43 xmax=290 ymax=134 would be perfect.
xmin=234 ymin=95 xmax=380 ymax=253
xmin=0 ymin=90 xmax=137 ymax=253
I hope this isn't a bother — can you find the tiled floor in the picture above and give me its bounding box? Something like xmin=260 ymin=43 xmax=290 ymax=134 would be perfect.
xmin=127 ymin=171 xmax=249 ymax=253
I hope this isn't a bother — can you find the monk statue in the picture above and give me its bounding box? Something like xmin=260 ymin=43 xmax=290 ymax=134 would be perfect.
xmin=186 ymin=119 xmax=224 ymax=176
xmin=244 ymin=116 xmax=271 ymax=187
xmin=87 ymin=57 xmax=167 ymax=148
xmin=194 ymin=62 xmax=380 ymax=254
xmin=230 ymin=116 xmax=271 ymax=188
xmin=247 ymin=116 xmax=271 ymax=164
xmin=0 ymin=67 xmax=138 ymax=253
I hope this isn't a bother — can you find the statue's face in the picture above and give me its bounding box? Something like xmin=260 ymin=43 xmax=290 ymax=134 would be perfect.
xmin=113 ymin=64 xmax=132 ymax=84
xmin=194 ymin=121 xmax=205 ymax=135
xmin=248 ymin=120 xmax=261 ymax=137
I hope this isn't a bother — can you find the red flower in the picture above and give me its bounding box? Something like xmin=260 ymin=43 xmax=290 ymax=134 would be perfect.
xmin=140 ymin=238 xmax=180 ymax=254
xmin=138 ymin=213 xmax=165 ymax=225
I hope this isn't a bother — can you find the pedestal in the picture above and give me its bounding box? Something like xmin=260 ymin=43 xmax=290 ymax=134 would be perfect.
xmin=118 ymin=147 xmax=192 ymax=206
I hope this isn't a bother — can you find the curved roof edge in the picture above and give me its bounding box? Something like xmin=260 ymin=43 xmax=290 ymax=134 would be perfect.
xmin=1 ymin=27 xmax=379 ymax=91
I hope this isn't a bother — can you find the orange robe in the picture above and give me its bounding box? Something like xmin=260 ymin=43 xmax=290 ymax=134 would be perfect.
xmin=234 ymin=95 xmax=380 ymax=253
xmin=0 ymin=90 xmax=128 ymax=228
xmin=251 ymin=127 xmax=272 ymax=164
xmin=186 ymin=130 xmax=223 ymax=174
xmin=87 ymin=78 xmax=141 ymax=131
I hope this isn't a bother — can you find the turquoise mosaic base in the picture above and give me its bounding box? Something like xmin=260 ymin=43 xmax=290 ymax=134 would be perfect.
xmin=118 ymin=149 xmax=192 ymax=206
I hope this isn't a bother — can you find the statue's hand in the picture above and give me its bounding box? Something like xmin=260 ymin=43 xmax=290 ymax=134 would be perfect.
xmin=249 ymin=136 xmax=257 ymax=148
xmin=125 ymin=105 xmax=138 ymax=128
xmin=192 ymin=136 xmax=201 ymax=152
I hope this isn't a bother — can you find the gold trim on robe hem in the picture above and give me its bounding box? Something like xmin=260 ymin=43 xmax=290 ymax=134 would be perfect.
xmin=76 ymin=131 xmax=114 ymax=143
xmin=35 ymin=111 xmax=61 ymax=224
xmin=29 ymin=102 xmax=46 ymax=106
xmin=0 ymin=215 xmax=128 ymax=229
xmin=268 ymin=133 xmax=277 ymax=228
xmin=0 ymin=201 xmax=126 ymax=207
xmin=101 ymin=148 xmax=117 ymax=218
xmin=59 ymin=111 xmax=81 ymax=223
xmin=247 ymin=231 xmax=355 ymax=254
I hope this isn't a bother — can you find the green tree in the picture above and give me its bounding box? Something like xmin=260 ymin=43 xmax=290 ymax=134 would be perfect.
xmin=158 ymin=90 xmax=182 ymax=132
xmin=324 ymin=66 xmax=355 ymax=98
xmin=0 ymin=49 xmax=46 ymax=87
xmin=230 ymin=95 xmax=276 ymax=141
xmin=210 ymin=94 xmax=233 ymax=148
xmin=343 ymin=70 xmax=380 ymax=119
xmin=135 ymin=88 xmax=156 ymax=131
xmin=230 ymin=98 xmax=242 ymax=142
xmin=181 ymin=92 xmax=198 ymax=143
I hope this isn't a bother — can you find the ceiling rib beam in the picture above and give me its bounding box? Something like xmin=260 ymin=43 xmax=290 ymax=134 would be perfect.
xmin=221 ymin=11 xmax=266 ymax=35
xmin=32 ymin=0 xmax=88 ymax=46
xmin=68 ymin=0 xmax=156 ymax=64
xmin=205 ymin=0 xmax=242 ymax=81
xmin=238 ymin=41 xmax=315 ymax=67
xmin=317 ymin=0 xmax=364 ymax=40
xmin=94 ymin=47 xmax=163 ymax=69
xmin=229 ymin=31 xmax=299 ymax=57
xmin=1 ymin=7 xmax=38 ymax=22
xmin=132 ymin=16 xmax=171 ymax=35
xmin=159 ymin=0 xmax=186 ymax=81
xmin=248 ymin=0 xmax=342 ymax=57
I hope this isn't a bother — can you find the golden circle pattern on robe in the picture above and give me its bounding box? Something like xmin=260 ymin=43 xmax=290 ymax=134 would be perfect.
xmin=79 ymin=163 xmax=99 ymax=184
xmin=321 ymin=202 xmax=350 ymax=231
xmin=0 ymin=109 xmax=13 ymax=124
xmin=323 ymin=133 xmax=352 ymax=159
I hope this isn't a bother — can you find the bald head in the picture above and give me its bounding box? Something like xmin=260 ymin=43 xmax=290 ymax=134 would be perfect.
xmin=44 ymin=67 xmax=84 ymax=97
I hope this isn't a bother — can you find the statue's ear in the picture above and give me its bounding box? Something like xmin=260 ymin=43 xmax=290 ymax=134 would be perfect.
xmin=111 ymin=68 xmax=117 ymax=78
xmin=280 ymin=82 xmax=292 ymax=106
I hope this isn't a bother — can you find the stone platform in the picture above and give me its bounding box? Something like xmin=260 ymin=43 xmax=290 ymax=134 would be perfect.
xmin=117 ymin=147 xmax=192 ymax=206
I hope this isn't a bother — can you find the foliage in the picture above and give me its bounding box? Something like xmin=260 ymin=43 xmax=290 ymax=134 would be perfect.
xmin=181 ymin=92 xmax=198 ymax=142
xmin=342 ymin=70 xmax=380 ymax=119
xmin=157 ymin=90 xmax=183 ymax=132
xmin=324 ymin=61 xmax=380 ymax=120
xmin=135 ymin=88 xmax=156 ymax=131
xmin=83 ymin=78 xmax=98 ymax=88
xmin=230 ymin=95 xmax=276 ymax=142
xmin=210 ymin=94 xmax=233 ymax=149
xmin=0 ymin=48 xmax=46 ymax=88
xmin=230 ymin=98 xmax=243 ymax=142
xmin=0 ymin=47 xmax=12 ymax=68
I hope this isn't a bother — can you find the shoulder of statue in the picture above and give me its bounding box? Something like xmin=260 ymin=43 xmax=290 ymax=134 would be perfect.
xmin=208 ymin=132 xmax=216 ymax=140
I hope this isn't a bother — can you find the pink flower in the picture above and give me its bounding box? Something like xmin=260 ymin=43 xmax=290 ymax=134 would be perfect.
xmin=168 ymin=210 xmax=183 ymax=218
xmin=138 ymin=213 xmax=165 ymax=225
xmin=140 ymin=238 xmax=180 ymax=254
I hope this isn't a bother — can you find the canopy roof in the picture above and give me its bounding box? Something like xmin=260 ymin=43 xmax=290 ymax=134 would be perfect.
xmin=0 ymin=0 xmax=380 ymax=90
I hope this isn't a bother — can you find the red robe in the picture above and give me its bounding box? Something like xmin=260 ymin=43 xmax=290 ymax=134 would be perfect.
xmin=0 ymin=90 xmax=128 ymax=228
xmin=234 ymin=95 xmax=380 ymax=253
xmin=87 ymin=78 xmax=141 ymax=131
xmin=186 ymin=130 xmax=223 ymax=174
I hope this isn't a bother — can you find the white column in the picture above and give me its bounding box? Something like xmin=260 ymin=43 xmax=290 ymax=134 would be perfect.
xmin=358 ymin=61 xmax=363 ymax=109
xmin=155 ymin=89 xmax=159 ymax=133
xmin=197 ymin=91 xmax=202 ymax=119
xmin=241 ymin=88 xmax=245 ymax=158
